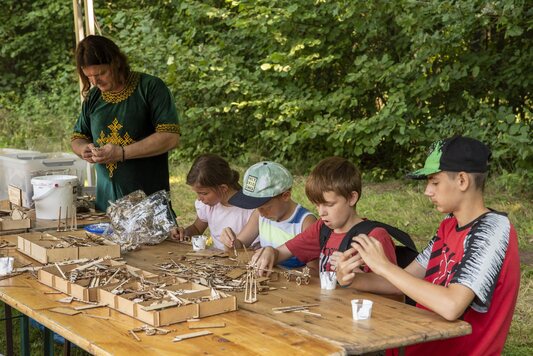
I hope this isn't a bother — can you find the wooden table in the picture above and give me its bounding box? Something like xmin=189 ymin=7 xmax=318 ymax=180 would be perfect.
xmin=0 ymin=235 xmax=472 ymax=355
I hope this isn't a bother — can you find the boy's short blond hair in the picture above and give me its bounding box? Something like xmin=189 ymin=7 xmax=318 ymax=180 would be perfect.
xmin=305 ymin=157 xmax=362 ymax=205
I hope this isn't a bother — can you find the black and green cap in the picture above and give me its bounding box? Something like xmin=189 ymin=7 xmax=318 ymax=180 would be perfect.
xmin=407 ymin=136 xmax=491 ymax=179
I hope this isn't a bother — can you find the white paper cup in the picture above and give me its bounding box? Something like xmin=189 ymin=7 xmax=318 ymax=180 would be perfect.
xmin=351 ymin=299 xmax=373 ymax=320
xmin=191 ymin=235 xmax=208 ymax=251
xmin=320 ymin=271 xmax=337 ymax=290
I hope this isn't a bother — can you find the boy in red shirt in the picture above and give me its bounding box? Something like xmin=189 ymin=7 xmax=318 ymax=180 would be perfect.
xmin=335 ymin=136 xmax=520 ymax=355
xmin=252 ymin=156 xmax=398 ymax=277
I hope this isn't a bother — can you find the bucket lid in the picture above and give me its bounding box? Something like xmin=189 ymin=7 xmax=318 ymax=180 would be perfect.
xmin=31 ymin=175 xmax=78 ymax=186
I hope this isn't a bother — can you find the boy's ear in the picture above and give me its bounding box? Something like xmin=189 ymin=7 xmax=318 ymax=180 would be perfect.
xmin=456 ymin=172 xmax=471 ymax=192
xmin=280 ymin=190 xmax=292 ymax=200
xmin=348 ymin=191 xmax=359 ymax=207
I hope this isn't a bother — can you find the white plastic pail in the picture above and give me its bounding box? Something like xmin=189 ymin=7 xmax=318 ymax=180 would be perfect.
xmin=31 ymin=175 xmax=78 ymax=220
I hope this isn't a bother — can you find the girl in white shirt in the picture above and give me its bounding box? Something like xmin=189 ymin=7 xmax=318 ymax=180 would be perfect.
xmin=176 ymin=154 xmax=255 ymax=250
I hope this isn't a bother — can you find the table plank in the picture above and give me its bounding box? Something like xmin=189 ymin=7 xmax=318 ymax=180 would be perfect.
xmin=0 ymin=233 xmax=471 ymax=355
xmin=0 ymin=246 xmax=344 ymax=355
xmin=125 ymin=241 xmax=472 ymax=354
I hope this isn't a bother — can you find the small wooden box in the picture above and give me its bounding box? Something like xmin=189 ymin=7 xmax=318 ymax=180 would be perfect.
xmin=0 ymin=217 xmax=31 ymax=231
xmin=38 ymin=260 xmax=158 ymax=302
xmin=98 ymin=279 xmax=237 ymax=326
xmin=17 ymin=232 xmax=120 ymax=264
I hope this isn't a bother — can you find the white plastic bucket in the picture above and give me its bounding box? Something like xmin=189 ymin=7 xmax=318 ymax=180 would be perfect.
xmin=31 ymin=175 xmax=78 ymax=220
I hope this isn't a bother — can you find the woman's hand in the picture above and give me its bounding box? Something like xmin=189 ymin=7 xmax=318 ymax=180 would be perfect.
xmin=90 ymin=143 xmax=122 ymax=164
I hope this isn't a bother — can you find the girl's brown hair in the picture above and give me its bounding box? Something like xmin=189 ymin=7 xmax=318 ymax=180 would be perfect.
xmin=305 ymin=157 xmax=362 ymax=205
xmin=75 ymin=35 xmax=130 ymax=98
xmin=186 ymin=154 xmax=241 ymax=191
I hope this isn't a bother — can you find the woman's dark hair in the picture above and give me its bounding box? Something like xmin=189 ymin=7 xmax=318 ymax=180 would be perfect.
xmin=186 ymin=154 xmax=241 ymax=191
xmin=75 ymin=35 xmax=130 ymax=98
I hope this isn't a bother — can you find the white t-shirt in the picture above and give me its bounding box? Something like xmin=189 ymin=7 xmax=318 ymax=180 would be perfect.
xmin=195 ymin=200 xmax=254 ymax=250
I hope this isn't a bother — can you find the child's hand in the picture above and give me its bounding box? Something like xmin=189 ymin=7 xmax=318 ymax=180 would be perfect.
xmin=170 ymin=226 xmax=187 ymax=241
xmin=351 ymin=233 xmax=391 ymax=276
xmin=335 ymin=248 xmax=364 ymax=286
xmin=169 ymin=227 xmax=179 ymax=240
xmin=220 ymin=227 xmax=237 ymax=248
xmin=251 ymin=247 xmax=277 ymax=277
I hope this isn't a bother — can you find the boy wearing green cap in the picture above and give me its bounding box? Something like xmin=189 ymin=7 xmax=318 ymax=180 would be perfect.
xmin=335 ymin=136 xmax=520 ymax=355
xmin=221 ymin=161 xmax=316 ymax=268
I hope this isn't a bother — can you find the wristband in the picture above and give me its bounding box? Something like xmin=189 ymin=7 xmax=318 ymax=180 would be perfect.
xmin=121 ymin=146 xmax=125 ymax=162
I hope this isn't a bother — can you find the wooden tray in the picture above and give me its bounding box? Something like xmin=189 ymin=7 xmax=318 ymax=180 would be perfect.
xmin=38 ymin=259 xmax=157 ymax=302
xmin=98 ymin=279 xmax=238 ymax=326
xmin=17 ymin=231 xmax=120 ymax=264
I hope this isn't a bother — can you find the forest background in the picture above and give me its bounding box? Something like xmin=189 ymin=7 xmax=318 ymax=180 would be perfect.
xmin=0 ymin=0 xmax=531 ymax=354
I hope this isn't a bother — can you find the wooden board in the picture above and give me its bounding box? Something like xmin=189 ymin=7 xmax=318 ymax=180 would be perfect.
xmin=0 ymin=234 xmax=470 ymax=355
xmin=124 ymin=241 xmax=472 ymax=354
xmin=49 ymin=307 xmax=81 ymax=316
xmin=0 ymin=217 xmax=31 ymax=231
xmin=0 ymin=272 xmax=343 ymax=355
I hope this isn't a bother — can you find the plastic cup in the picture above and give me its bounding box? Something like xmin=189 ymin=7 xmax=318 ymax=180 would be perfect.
xmin=320 ymin=271 xmax=337 ymax=290
xmin=351 ymin=299 xmax=373 ymax=320
xmin=191 ymin=235 xmax=208 ymax=251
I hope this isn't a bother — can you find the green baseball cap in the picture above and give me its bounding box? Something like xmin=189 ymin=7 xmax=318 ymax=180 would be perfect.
xmin=229 ymin=161 xmax=293 ymax=209
xmin=407 ymin=136 xmax=491 ymax=179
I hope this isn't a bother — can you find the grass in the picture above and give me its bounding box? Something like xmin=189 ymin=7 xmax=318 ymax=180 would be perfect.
xmin=1 ymin=161 xmax=530 ymax=355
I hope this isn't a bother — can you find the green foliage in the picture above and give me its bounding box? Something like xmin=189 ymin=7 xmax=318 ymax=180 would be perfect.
xmin=0 ymin=0 xmax=78 ymax=149
xmin=0 ymin=0 xmax=531 ymax=183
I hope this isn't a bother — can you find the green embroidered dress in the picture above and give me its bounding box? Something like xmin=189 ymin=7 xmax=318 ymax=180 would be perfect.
xmin=72 ymin=72 xmax=179 ymax=212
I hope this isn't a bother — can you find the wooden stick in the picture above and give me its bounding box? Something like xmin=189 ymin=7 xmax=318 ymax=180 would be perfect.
xmin=73 ymin=258 xmax=104 ymax=272
xmin=74 ymin=304 xmax=107 ymax=311
xmin=296 ymin=310 xmax=323 ymax=317
xmin=57 ymin=206 xmax=61 ymax=231
xmin=188 ymin=322 xmax=226 ymax=329
xmin=141 ymin=301 xmax=178 ymax=311
xmin=271 ymin=304 xmax=319 ymax=312
xmin=129 ymin=329 xmax=141 ymax=342
xmin=84 ymin=313 xmax=110 ymax=320
xmin=172 ymin=330 xmax=212 ymax=342
xmin=55 ymin=263 xmax=67 ymax=279
xmin=65 ymin=206 xmax=69 ymax=231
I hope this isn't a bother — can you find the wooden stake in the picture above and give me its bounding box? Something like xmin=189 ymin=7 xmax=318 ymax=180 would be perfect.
xmin=172 ymin=330 xmax=212 ymax=342
xmin=65 ymin=206 xmax=69 ymax=231
xmin=129 ymin=329 xmax=141 ymax=342
xmin=57 ymin=206 xmax=61 ymax=231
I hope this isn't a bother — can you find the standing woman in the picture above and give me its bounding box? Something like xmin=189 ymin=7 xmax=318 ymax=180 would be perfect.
xmin=71 ymin=35 xmax=180 ymax=212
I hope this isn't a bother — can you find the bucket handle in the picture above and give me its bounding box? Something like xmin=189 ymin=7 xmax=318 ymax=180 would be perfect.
xmin=32 ymin=187 xmax=57 ymax=202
